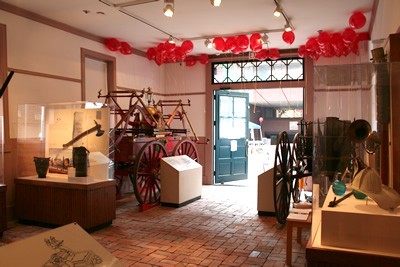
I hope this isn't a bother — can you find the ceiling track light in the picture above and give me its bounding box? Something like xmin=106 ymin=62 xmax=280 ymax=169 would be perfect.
xmin=273 ymin=6 xmax=282 ymax=17
xmin=210 ymin=0 xmax=222 ymax=7
xmin=204 ymin=39 xmax=213 ymax=48
xmin=273 ymin=0 xmax=294 ymax=32
xmin=168 ymin=35 xmax=175 ymax=43
xmin=163 ymin=0 xmax=174 ymax=17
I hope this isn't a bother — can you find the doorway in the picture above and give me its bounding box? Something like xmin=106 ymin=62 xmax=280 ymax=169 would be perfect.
xmin=214 ymin=90 xmax=249 ymax=184
xmin=213 ymin=87 xmax=305 ymax=186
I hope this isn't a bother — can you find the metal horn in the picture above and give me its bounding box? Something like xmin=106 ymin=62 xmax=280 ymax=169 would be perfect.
xmin=348 ymin=119 xmax=381 ymax=154
xmin=348 ymin=119 xmax=371 ymax=143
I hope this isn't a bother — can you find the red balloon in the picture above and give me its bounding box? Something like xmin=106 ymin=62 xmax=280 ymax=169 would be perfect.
xmin=120 ymin=42 xmax=132 ymax=55
xmin=250 ymin=42 xmax=262 ymax=52
xmin=181 ymin=40 xmax=194 ymax=53
xmin=105 ymin=38 xmax=121 ymax=51
xmin=165 ymin=50 xmax=176 ymax=63
xmin=297 ymin=45 xmax=307 ymax=58
xmin=317 ymin=31 xmax=330 ymax=46
xmin=342 ymin=28 xmax=357 ymax=44
xmin=157 ymin=43 xmax=165 ymax=52
xmin=185 ymin=55 xmax=197 ymax=67
xmin=269 ymin=48 xmax=280 ymax=60
xmin=255 ymin=49 xmax=269 ymax=61
xmin=250 ymin=33 xmax=262 ymax=47
xmin=237 ymin=35 xmax=249 ymax=49
xmin=213 ymin=37 xmax=226 ymax=51
xmin=349 ymin=12 xmax=366 ymax=29
xmin=357 ymin=32 xmax=370 ymax=41
xmin=164 ymin=40 xmax=176 ymax=51
xmin=282 ymin=31 xmax=295 ymax=45
xmin=174 ymin=47 xmax=186 ymax=62
xmin=155 ymin=53 xmax=163 ymax=65
xmin=305 ymin=37 xmax=318 ymax=52
xmin=231 ymin=47 xmax=242 ymax=54
xmin=250 ymin=34 xmax=262 ymax=52
xmin=310 ymin=52 xmax=320 ymax=61
xmin=198 ymin=53 xmax=209 ymax=64
xmin=146 ymin=48 xmax=157 ymax=60
xmin=225 ymin=36 xmax=237 ymax=51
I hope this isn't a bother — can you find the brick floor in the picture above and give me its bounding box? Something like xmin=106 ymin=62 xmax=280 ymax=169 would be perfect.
xmin=0 ymin=182 xmax=309 ymax=266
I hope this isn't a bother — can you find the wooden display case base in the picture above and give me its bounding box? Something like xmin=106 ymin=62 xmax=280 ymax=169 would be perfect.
xmin=0 ymin=185 xmax=6 ymax=236
xmin=15 ymin=176 xmax=116 ymax=231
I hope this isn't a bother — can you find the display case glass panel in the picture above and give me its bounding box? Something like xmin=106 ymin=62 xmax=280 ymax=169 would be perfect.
xmin=312 ymin=61 xmax=389 ymax=206
xmin=17 ymin=102 xmax=111 ymax=179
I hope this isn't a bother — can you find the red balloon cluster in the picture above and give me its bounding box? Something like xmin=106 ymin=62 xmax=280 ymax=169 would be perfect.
xmin=146 ymin=40 xmax=209 ymax=67
xmin=183 ymin=53 xmax=209 ymax=67
xmin=105 ymin=38 xmax=132 ymax=55
xmin=212 ymin=33 xmax=264 ymax=54
xmin=254 ymin=48 xmax=280 ymax=61
xmin=298 ymin=12 xmax=369 ymax=60
xmin=146 ymin=40 xmax=194 ymax=66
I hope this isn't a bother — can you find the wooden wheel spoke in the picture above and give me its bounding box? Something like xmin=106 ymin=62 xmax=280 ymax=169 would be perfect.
xmin=273 ymin=131 xmax=292 ymax=225
xmin=131 ymin=141 xmax=166 ymax=205
xmin=173 ymin=140 xmax=199 ymax=162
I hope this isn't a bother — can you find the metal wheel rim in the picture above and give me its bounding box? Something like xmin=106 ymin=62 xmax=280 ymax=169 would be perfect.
xmin=291 ymin=133 xmax=303 ymax=203
xmin=173 ymin=139 xmax=199 ymax=162
xmin=273 ymin=131 xmax=292 ymax=225
xmin=130 ymin=140 xmax=167 ymax=205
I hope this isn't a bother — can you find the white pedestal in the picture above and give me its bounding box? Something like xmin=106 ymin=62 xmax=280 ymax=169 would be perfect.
xmin=257 ymin=167 xmax=275 ymax=216
xmin=88 ymin=152 xmax=110 ymax=180
xmin=321 ymin=186 xmax=400 ymax=254
xmin=160 ymin=155 xmax=202 ymax=207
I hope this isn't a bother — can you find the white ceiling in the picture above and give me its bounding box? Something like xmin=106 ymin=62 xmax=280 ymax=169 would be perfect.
xmin=1 ymin=0 xmax=375 ymax=108
xmin=1 ymin=0 xmax=375 ymax=56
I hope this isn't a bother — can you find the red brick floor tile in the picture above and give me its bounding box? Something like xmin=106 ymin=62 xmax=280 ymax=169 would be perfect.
xmin=0 ymin=182 xmax=310 ymax=266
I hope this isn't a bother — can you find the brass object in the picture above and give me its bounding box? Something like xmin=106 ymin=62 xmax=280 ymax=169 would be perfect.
xmin=348 ymin=119 xmax=371 ymax=143
xmin=348 ymin=119 xmax=381 ymax=154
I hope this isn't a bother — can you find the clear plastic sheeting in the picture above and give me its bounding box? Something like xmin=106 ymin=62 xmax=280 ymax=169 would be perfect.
xmin=312 ymin=61 xmax=390 ymax=206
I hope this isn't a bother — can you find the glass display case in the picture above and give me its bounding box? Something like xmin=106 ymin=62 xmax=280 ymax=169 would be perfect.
xmin=17 ymin=102 xmax=111 ymax=180
xmin=312 ymin=61 xmax=379 ymax=206
xmin=307 ymin=40 xmax=400 ymax=265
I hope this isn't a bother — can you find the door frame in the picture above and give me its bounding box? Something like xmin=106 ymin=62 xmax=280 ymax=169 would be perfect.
xmin=80 ymin=48 xmax=116 ymax=100
xmin=204 ymin=55 xmax=312 ymax=185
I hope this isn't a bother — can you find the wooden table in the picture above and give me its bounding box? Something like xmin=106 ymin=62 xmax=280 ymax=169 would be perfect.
xmin=15 ymin=176 xmax=116 ymax=231
xmin=286 ymin=213 xmax=312 ymax=265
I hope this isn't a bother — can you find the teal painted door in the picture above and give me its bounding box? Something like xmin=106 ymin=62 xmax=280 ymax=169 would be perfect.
xmin=215 ymin=90 xmax=249 ymax=184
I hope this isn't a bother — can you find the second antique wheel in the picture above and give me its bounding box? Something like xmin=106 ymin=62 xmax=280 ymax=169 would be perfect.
xmin=130 ymin=140 xmax=167 ymax=206
xmin=273 ymin=131 xmax=293 ymax=225
xmin=173 ymin=139 xmax=199 ymax=162
xmin=291 ymin=133 xmax=305 ymax=203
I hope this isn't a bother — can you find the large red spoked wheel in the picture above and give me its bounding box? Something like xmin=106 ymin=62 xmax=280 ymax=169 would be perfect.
xmin=130 ymin=140 xmax=167 ymax=206
xmin=273 ymin=131 xmax=293 ymax=225
xmin=173 ymin=139 xmax=199 ymax=162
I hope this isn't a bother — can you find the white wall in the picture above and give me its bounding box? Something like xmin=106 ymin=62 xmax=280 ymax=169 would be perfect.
xmin=371 ymin=0 xmax=400 ymax=41
xmin=164 ymin=62 xmax=207 ymax=137
xmin=1 ymin=10 xmax=164 ymax=138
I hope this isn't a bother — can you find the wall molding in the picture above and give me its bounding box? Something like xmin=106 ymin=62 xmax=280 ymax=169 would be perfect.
xmin=8 ymin=67 xmax=81 ymax=83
